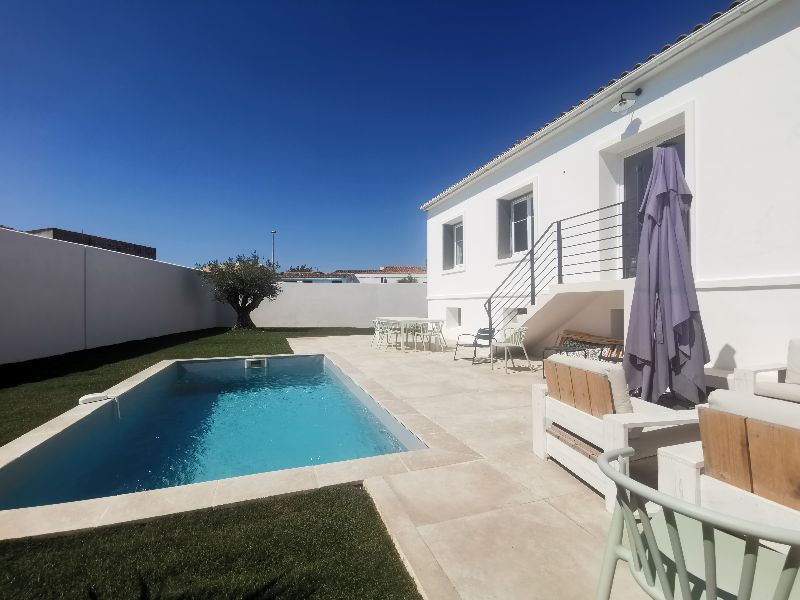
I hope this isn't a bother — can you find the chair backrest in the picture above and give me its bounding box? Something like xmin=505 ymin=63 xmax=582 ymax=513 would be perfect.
xmin=597 ymin=447 xmax=800 ymax=600
xmin=699 ymin=392 xmax=800 ymax=511
xmin=500 ymin=326 xmax=527 ymax=346
xmin=427 ymin=320 xmax=443 ymax=335
xmin=544 ymin=358 xmax=615 ymax=417
xmin=475 ymin=328 xmax=494 ymax=341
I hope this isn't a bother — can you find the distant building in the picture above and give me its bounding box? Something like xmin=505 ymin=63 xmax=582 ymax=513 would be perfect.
xmin=280 ymin=271 xmax=358 ymax=283
xmin=280 ymin=266 xmax=426 ymax=284
xmin=26 ymin=227 xmax=156 ymax=259
xmin=336 ymin=266 xmax=427 ymax=284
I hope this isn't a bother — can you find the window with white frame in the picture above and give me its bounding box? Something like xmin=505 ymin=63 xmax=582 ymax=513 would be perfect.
xmin=443 ymin=220 xmax=464 ymax=270
xmin=497 ymin=192 xmax=531 ymax=259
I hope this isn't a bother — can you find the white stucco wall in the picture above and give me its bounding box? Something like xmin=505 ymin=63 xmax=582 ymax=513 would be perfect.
xmin=354 ymin=273 xmax=428 ymax=284
xmin=425 ymin=0 xmax=800 ymax=367
xmin=250 ymin=283 xmax=427 ymax=328
xmin=0 ymin=228 xmax=226 ymax=364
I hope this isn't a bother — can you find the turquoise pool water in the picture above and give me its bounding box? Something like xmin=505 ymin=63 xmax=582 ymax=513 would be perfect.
xmin=0 ymin=356 xmax=423 ymax=510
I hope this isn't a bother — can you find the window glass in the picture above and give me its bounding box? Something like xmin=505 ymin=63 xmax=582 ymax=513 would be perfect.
xmin=454 ymin=223 xmax=464 ymax=265
xmin=513 ymin=219 xmax=528 ymax=253
xmin=512 ymin=200 xmax=527 ymax=222
xmin=511 ymin=197 xmax=529 ymax=253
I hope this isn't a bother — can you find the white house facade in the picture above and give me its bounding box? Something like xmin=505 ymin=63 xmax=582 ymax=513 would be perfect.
xmin=422 ymin=0 xmax=800 ymax=370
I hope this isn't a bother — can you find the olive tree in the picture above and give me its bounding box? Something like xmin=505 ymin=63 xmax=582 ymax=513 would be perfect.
xmin=197 ymin=253 xmax=281 ymax=330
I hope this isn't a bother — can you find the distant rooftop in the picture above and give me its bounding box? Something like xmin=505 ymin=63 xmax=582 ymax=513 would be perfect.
xmin=333 ymin=266 xmax=426 ymax=275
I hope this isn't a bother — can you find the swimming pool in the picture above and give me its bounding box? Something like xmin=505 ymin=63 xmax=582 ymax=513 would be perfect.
xmin=0 ymin=355 xmax=424 ymax=510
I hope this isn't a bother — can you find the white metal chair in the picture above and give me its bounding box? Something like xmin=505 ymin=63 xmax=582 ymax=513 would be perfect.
xmin=373 ymin=319 xmax=399 ymax=350
xmin=597 ymin=447 xmax=800 ymax=600
xmin=491 ymin=326 xmax=533 ymax=373
xmin=412 ymin=320 xmax=446 ymax=352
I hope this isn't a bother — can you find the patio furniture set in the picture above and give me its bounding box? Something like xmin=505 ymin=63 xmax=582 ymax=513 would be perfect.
xmin=532 ymin=339 xmax=800 ymax=598
xmin=372 ymin=318 xmax=536 ymax=374
xmin=371 ymin=317 xmax=447 ymax=352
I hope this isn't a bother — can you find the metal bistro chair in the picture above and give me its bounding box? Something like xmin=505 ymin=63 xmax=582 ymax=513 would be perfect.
xmin=491 ymin=326 xmax=533 ymax=373
xmin=374 ymin=319 xmax=399 ymax=350
xmin=454 ymin=328 xmax=495 ymax=364
xmin=424 ymin=320 xmax=447 ymax=351
xmin=596 ymin=447 xmax=800 ymax=600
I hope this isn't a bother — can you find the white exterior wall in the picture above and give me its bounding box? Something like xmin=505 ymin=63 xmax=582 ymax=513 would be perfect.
xmin=250 ymin=283 xmax=427 ymax=328
xmin=354 ymin=273 xmax=428 ymax=284
xmin=426 ymin=0 xmax=800 ymax=367
xmin=0 ymin=228 xmax=228 ymax=364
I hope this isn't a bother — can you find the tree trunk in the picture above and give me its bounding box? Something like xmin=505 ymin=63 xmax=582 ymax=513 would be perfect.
xmin=232 ymin=307 xmax=256 ymax=330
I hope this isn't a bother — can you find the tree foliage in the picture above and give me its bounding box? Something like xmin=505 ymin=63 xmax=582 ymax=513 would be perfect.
xmin=397 ymin=274 xmax=419 ymax=283
xmin=287 ymin=264 xmax=316 ymax=273
xmin=197 ymin=253 xmax=281 ymax=329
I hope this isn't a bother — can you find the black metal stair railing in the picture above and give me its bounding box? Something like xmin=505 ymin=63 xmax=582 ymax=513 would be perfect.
xmin=484 ymin=202 xmax=639 ymax=334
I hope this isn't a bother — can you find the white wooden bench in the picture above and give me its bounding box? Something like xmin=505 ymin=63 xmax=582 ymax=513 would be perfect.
xmin=533 ymin=353 xmax=699 ymax=511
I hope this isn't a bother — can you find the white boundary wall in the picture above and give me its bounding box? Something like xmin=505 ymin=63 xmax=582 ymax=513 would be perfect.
xmin=0 ymin=228 xmax=228 ymax=364
xmin=251 ymin=283 xmax=427 ymax=328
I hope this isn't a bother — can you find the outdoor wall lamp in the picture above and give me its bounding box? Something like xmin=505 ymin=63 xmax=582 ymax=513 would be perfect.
xmin=610 ymin=88 xmax=642 ymax=113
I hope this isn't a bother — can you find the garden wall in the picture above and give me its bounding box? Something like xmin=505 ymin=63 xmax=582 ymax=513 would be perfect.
xmin=250 ymin=282 xmax=427 ymax=328
xmin=0 ymin=228 xmax=229 ymax=364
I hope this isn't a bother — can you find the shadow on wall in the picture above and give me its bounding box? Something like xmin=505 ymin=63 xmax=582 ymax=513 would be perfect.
xmin=711 ymin=343 xmax=737 ymax=371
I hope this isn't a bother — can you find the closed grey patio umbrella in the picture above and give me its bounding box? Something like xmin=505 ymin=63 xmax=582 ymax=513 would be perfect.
xmin=624 ymin=145 xmax=709 ymax=404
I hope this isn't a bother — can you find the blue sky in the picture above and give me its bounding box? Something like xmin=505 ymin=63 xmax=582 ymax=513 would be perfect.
xmin=1 ymin=0 xmax=724 ymax=269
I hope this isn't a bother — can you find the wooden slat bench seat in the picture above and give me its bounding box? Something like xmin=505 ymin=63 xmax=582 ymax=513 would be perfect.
xmin=699 ymin=403 xmax=800 ymax=511
xmin=543 ymin=329 xmax=624 ymax=365
xmin=534 ymin=354 xmax=699 ymax=511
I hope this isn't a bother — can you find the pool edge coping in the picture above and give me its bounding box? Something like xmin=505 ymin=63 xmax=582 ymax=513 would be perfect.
xmin=0 ymin=353 xmax=477 ymax=541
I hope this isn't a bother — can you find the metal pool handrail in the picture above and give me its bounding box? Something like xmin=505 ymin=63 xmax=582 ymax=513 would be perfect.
xmin=596 ymin=447 xmax=800 ymax=600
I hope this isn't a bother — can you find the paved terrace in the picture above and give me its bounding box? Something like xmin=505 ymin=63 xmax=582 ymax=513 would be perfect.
xmin=289 ymin=335 xmax=645 ymax=600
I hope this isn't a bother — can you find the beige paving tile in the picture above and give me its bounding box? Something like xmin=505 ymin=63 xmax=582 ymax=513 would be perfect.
xmin=0 ymin=496 xmax=112 ymax=539
xmin=419 ymin=431 xmax=480 ymax=457
xmin=97 ymin=480 xmax=219 ymax=526
xmin=385 ymin=460 xmax=536 ymax=527
xmin=213 ymin=467 xmax=317 ymax=507
xmin=486 ymin=444 xmax=591 ymax=499
xmin=365 ymin=477 xmax=460 ymax=600
xmin=435 ymin=408 xmax=532 ymax=457
xmin=314 ymin=454 xmax=408 ymax=487
xmin=418 ymin=501 xmax=646 ymax=600
xmin=400 ymin=448 xmax=479 ymax=472
xmin=545 ymin=488 xmax=612 ymax=541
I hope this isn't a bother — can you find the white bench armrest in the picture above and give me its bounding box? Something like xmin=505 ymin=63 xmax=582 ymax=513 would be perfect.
xmin=737 ymin=363 xmax=787 ymax=374
xmin=604 ymin=409 xmax=698 ymax=430
xmin=734 ymin=364 xmax=787 ymax=393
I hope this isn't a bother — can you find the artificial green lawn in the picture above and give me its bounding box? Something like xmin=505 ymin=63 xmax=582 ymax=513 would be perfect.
xmin=0 ymin=486 xmax=421 ymax=599
xmin=0 ymin=327 xmax=422 ymax=599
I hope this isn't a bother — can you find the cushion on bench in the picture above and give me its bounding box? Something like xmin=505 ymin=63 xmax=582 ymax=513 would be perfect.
xmin=708 ymin=389 xmax=800 ymax=429
xmin=546 ymin=354 xmax=633 ymax=414
xmin=754 ymin=381 xmax=800 ymax=404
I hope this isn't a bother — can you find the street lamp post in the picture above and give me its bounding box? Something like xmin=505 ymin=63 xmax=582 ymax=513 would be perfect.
xmin=271 ymin=230 xmax=277 ymax=269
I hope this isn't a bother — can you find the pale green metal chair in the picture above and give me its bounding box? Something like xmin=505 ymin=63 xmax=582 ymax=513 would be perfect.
xmin=491 ymin=326 xmax=533 ymax=373
xmin=597 ymin=447 xmax=800 ymax=600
